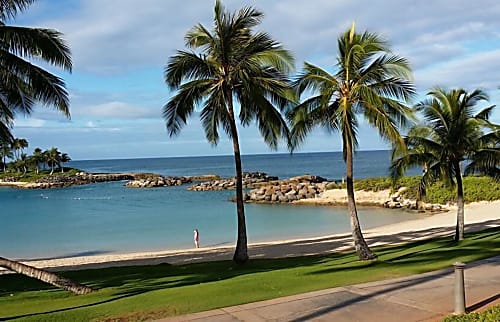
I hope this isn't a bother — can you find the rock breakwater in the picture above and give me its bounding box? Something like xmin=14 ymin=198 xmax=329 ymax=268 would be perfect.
xmin=125 ymin=175 xmax=191 ymax=188
xmin=188 ymin=172 xmax=278 ymax=191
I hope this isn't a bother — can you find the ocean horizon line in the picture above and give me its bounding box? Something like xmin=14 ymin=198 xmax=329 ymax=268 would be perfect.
xmin=69 ymin=149 xmax=390 ymax=163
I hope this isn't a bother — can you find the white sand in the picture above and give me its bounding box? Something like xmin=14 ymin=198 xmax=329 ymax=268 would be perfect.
xmin=2 ymin=201 xmax=499 ymax=273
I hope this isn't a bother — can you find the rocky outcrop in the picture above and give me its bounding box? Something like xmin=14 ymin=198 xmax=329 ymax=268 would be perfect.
xmin=0 ymin=172 xmax=181 ymax=189
xmin=188 ymin=172 xmax=278 ymax=191
xmin=384 ymin=187 xmax=445 ymax=212
xmin=241 ymin=175 xmax=329 ymax=203
xmin=125 ymin=176 xmax=191 ymax=188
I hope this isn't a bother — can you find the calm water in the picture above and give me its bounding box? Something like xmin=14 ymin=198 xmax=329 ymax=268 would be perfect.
xmin=0 ymin=151 xmax=420 ymax=259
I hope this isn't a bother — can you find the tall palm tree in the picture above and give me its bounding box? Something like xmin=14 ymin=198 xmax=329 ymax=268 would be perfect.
xmin=0 ymin=1 xmax=91 ymax=295
xmin=391 ymin=88 xmax=499 ymax=241
xmin=163 ymin=0 xmax=294 ymax=263
xmin=45 ymin=147 xmax=61 ymax=175
xmin=0 ymin=140 xmax=13 ymax=172
xmin=288 ymin=24 xmax=415 ymax=260
xmin=10 ymin=137 xmax=27 ymax=160
xmin=31 ymin=147 xmax=43 ymax=174
xmin=0 ymin=0 xmax=72 ymax=142
xmin=60 ymin=152 xmax=71 ymax=172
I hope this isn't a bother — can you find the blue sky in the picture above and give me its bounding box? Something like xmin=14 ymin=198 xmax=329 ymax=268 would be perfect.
xmin=11 ymin=0 xmax=500 ymax=160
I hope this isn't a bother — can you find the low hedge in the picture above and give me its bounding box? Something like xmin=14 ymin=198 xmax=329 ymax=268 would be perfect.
xmin=443 ymin=305 xmax=500 ymax=322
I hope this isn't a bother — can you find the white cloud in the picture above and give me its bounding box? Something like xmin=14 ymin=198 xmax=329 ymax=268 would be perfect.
xmin=13 ymin=118 xmax=46 ymax=128
xmin=75 ymin=101 xmax=159 ymax=119
xmin=13 ymin=0 xmax=500 ymax=159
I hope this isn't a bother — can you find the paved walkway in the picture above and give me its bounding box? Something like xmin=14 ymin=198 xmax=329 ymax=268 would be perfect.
xmin=161 ymin=256 xmax=500 ymax=322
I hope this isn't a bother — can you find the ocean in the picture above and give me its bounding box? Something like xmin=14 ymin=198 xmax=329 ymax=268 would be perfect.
xmin=0 ymin=151 xmax=421 ymax=259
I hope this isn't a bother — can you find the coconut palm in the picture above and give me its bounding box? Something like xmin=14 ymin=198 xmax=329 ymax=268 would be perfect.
xmin=10 ymin=137 xmax=27 ymax=160
xmin=0 ymin=257 xmax=93 ymax=295
xmin=0 ymin=1 xmax=91 ymax=295
xmin=31 ymin=147 xmax=43 ymax=173
xmin=391 ymin=88 xmax=499 ymax=241
xmin=288 ymin=24 xmax=415 ymax=260
xmin=45 ymin=147 xmax=61 ymax=175
xmin=0 ymin=140 xmax=13 ymax=172
xmin=0 ymin=0 xmax=72 ymax=142
xmin=60 ymin=152 xmax=71 ymax=172
xmin=163 ymin=0 xmax=294 ymax=263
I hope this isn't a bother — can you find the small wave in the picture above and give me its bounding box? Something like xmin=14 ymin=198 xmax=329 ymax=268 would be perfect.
xmin=72 ymin=196 xmax=112 ymax=200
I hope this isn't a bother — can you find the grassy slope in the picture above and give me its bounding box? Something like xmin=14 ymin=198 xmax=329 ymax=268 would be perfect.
xmin=1 ymin=228 xmax=499 ymax=321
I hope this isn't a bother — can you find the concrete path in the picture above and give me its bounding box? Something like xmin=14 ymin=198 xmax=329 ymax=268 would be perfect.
xmin=160 ymin=256 xmax=500 ymax=322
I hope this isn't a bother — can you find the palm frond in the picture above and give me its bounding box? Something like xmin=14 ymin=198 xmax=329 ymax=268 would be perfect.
xmin=0 ymin=26 xmax=72 ymax=71
xmin=162 ymin=79 xmax=213 ymax=137
xmin=0 ymin=0 xmax=36 ymax=20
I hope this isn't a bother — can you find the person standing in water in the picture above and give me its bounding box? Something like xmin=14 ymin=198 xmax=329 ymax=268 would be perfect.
xmin=193 ymin=229 xmax=200 ymax=248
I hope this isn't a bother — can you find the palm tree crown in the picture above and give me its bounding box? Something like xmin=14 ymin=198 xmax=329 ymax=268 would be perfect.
xmin=163 ymin=0 xmax=294 ymax=264
xmin=289 ymin=23 xmax=415 ymax=260
xmin=391 ymin=88 xmax=499 ymax=240
xmin=0 ymin=0 xmax=72 ymax=142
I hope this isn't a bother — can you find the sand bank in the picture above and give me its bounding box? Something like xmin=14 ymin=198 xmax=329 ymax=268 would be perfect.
xmin=2 ymin=201 xmax=498 ymax=273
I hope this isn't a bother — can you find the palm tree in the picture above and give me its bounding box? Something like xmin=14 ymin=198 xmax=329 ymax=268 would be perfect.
xmin=0 ymin=140 xmax=13 ymax=172
xmin=0 ymin=0 xmax=72 ymax=142
xmin=391 ymin=88 xmax=499 ymax=241
xmin=45 ymin=147 xmax=61 ymax=175
xmin=0 ymin=1 xmax=91 ymax=295
xmin=0 ymin=256 xmax=93 ymax=295
xmin=288 ymin=24 xmax=415 ymax=260
xmin=163 ymin=0 xmax=294 ymax=263
xmin=10 ymin=137 xmax=27 ymax=160
xmin=60 ymin=152 xmax=71 ymax=172
xmin=31 ymin=147 xmax=43 ymax=174
xmin=16 ymin=152 xmax=28 ymax=175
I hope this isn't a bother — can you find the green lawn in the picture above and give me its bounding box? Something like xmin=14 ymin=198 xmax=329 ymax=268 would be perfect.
xmin=1 ymin=228 xmax=499 ymax=321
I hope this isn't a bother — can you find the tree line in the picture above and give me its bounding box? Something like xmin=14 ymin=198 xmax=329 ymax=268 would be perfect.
xmin=0 ymin=138 xmax=71 ymax=175
xmin=0 ymin=0 xmax=499 ymax=294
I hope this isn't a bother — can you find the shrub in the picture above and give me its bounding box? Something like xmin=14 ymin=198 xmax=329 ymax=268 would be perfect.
xmin=442 ymin=305 xmax=500 ymax=322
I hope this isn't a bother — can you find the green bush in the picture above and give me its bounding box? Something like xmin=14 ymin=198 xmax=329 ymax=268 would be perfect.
xmin=443 ymin=305 xmax=500 ymax=322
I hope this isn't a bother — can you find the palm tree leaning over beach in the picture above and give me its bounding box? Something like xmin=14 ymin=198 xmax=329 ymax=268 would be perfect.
xmin=0 ymin=0 xmax=72 ymax=142
xmin=391 ymin=88 xmax=500 ymax=241
xmin=0 ymin=0 xmax=93 ymax=295
xmin=163 ymin=0 xmax=294 ymax=263
xmin=288 ymin=24 xmax=415 ymax=260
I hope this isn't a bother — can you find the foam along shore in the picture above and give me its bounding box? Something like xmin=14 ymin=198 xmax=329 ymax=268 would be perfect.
xmin=2 ymin=200 xmax=498 ymax=274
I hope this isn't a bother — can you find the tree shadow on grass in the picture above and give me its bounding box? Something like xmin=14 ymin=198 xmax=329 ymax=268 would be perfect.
xmin=1 ymin=224 xmax=498 ymax=320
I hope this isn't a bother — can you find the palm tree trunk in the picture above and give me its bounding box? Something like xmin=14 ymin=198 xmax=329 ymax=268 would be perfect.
xmin=226 ymin=93 xmax=249 ymax=264
xmin=0 ymin=256 xmax=93 ymax=295
xmin=454 ymin=162 xmax=465 ymax=241
xmin=346 ymin=144 xmax=377 ymax=260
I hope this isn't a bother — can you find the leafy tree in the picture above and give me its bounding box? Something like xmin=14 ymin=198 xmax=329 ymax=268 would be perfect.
xmin=288 ymin=24 xmax=415 ymax=260
xmin=0 ymin=0 xmax=72 ymax=142
xmin=163 ymin=0 xmax=294 ymax=263
xmin=391 ymin=88 xmax=499 ymax=241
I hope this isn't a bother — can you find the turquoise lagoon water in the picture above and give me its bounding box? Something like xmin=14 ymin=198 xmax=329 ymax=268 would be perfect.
xmin=0 ymin=151 xmax=420 ymax=259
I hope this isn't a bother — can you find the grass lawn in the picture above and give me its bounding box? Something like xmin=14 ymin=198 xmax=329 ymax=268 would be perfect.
xmin=1 ymin=228 xmax=499 ymax=321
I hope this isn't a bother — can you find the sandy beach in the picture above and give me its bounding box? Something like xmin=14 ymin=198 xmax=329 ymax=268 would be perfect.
xmin=3 ymin=200 xmax=497 ymax=274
